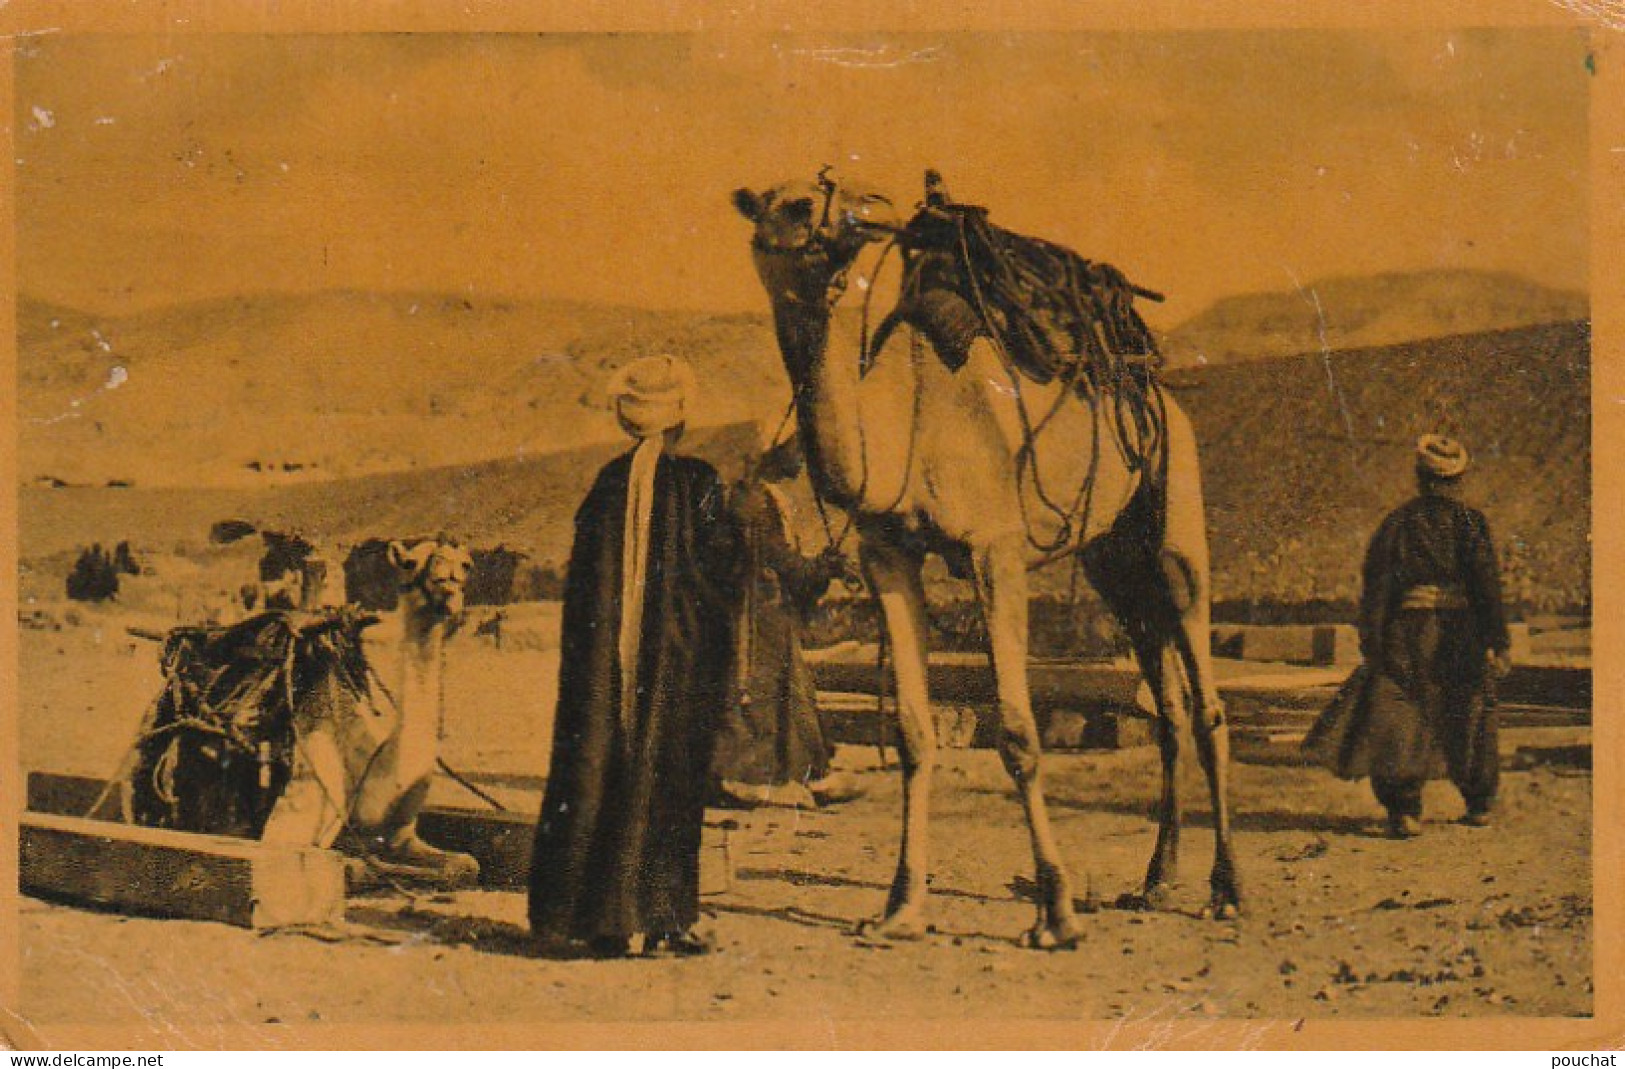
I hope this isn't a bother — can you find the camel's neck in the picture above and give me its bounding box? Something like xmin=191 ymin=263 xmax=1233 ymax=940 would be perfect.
xmin=770 ymin=292 xmax=869 ymax=507
xmin=394 ymin=590 xmax=445 ymax=718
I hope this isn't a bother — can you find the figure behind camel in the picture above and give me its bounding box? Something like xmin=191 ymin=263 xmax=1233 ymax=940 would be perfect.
xmin=734 ymin=174 xmax=1240 ymax=947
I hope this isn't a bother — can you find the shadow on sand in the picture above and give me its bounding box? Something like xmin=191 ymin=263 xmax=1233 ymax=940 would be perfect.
xmin=708 ymin=899 xmax=1028 ymax=949
xmin=957 ymin=778 xmax=1385 ymax=838
xmin=342 ymin=902 xmax=572 ymax=960
xmin=735 ymin=865 xmax=1010 ymax=905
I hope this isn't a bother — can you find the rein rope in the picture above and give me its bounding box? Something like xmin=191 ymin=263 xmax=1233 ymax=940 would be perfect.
xmin=363 ymin=656 xmax=508 ymax=813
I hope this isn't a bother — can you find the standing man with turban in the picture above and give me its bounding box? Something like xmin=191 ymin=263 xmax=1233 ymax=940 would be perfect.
xmin=1306 ymin=435 xmax=1513 ymax=838
xmin=529 ymin=355 xmax=741 ymax=958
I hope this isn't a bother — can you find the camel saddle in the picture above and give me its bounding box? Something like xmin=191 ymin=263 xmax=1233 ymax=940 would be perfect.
xmin=871 ymin=182 xmax=1163 ymax=390
xmin=129 ymin=608 xmax=376 ymax=838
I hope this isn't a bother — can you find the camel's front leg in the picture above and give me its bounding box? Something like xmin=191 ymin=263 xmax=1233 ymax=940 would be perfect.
xmin=974 ymin=542 xmax=1080 ymax=950
xmin=259 ymin=721 xmax=349 ymax=849
xmin=859 ymin=538 xmax=935 ymax=940
xmin=342 ymin=668 xmax=479 ymax=886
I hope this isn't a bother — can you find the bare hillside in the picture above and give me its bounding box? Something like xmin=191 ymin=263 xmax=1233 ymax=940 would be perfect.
xmin=1161 ymin=270 xmax=1586 ymax=367
xmin=20 ymin=270 xmax=1582 ymax=486
xmin=1167 ymin=320 xmax=1590 ymax=609
xmin=19 ymin=291 xmax=787 ymax=488
xmin=19 ymin=284 xmax=1590 ymax=612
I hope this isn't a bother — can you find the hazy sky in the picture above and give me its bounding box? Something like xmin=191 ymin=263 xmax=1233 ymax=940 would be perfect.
xmin=15 ymin=29 xmax=1591 ymax=322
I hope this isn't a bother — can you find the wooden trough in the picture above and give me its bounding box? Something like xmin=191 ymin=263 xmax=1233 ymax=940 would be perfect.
xmin=20 ymin=810 xmax=346 ymax=930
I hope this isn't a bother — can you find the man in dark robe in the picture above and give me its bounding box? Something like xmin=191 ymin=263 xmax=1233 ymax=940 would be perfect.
xmin=710 ymin=433 xmax=861 ymax=809
xmin=529 ymin=355 xmax=740 ymax=958
xmin=1305 ymin=434 xmax=1512 ymax=838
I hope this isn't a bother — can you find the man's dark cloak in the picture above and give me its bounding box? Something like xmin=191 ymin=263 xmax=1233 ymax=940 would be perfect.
xmin=1305 ymin=492 xmax=1509 ymax=799
xmin=529 ymin=450 xmax=739 ymax=943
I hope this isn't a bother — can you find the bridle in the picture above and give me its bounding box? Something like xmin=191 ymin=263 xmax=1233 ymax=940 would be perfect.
xmin=749 ymin=169 xmax=895 ymax=310
xmin=398 ymin=547 xmax=469 ymax=616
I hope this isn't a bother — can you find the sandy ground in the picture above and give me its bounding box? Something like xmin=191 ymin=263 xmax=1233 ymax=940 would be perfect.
xmin=13 ymin=608 xmax=1594 ymax=1036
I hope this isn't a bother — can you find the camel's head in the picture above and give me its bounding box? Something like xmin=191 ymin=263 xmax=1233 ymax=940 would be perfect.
xmin=733 ymin=170 xmax=898 ymax=306
xmin=388 ymin=539 xmax=474 ymax=619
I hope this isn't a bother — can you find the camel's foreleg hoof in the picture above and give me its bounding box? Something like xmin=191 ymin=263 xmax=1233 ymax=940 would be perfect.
xmin=1018 ymin=921 xmax=1081 ymax=952
xmin=380 ymin=833 xmax=481 ymax=889
xmin=436 ymin=852 xmax=482 ymax=889
xmin=853 ymin=913 xmax=930 ymax=944
xmin=1143 ymin=850 xmax=1180 ymax=896
xmin=343 ymin=857 xmax=389 ymax=894
xmin=1116 ymin=882 xmax=1172 ymax=913
xmin=1025 ymin=862 xmax=1081 ymax=949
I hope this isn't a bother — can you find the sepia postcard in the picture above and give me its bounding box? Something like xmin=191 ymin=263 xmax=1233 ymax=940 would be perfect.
xmin=1 ymin=0 xmax=1619 ymax=1051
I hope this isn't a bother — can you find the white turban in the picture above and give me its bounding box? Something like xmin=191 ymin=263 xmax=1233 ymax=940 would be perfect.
xmin=606 ymin=355 xmax=697 ymax=439
xmin=1415 ymin=434 xmax=1470 ymax=479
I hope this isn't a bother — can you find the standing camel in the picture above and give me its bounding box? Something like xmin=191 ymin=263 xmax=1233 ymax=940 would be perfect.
xmin=733 ymin=174 xmax=1240 ymax=947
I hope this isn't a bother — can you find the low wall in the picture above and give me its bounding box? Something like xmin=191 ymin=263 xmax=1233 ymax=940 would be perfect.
xmin=1210 ymin=624 xmax=1361 ymax=666
xmin=813 ymin=653 xmax=1591 ymax=753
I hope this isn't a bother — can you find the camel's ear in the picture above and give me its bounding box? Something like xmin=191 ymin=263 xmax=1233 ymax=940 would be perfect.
xmin=733 ymin=187 xmax=765 ymax=222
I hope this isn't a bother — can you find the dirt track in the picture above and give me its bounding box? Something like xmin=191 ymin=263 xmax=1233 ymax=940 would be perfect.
xmin=13 ymin=615 xmax=1593 ymax=1036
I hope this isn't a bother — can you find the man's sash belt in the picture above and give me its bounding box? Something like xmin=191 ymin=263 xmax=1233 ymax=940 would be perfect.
xmin=1400 ymin=585 xmax=1470 ymax=611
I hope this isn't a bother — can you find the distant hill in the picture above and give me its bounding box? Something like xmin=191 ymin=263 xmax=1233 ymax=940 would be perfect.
xmin=20 ymin=271 xmax=1584 ymax=486
xmin=1160 ymin=270 xmax=1587 ymax=366
xmin=1165 ymin=320 xmax=1590 ymax=610
xmin=18 ymin=290 xmax=788 ymax=488
xmin=22 ymin=322 xmax=1591 ymax=616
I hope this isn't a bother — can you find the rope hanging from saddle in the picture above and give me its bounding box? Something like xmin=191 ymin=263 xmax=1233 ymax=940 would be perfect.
xmin=864 ymin=172 xmax=1172 ymax=552
xmin=878 ymin=177 xmax=1163 ymax=382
